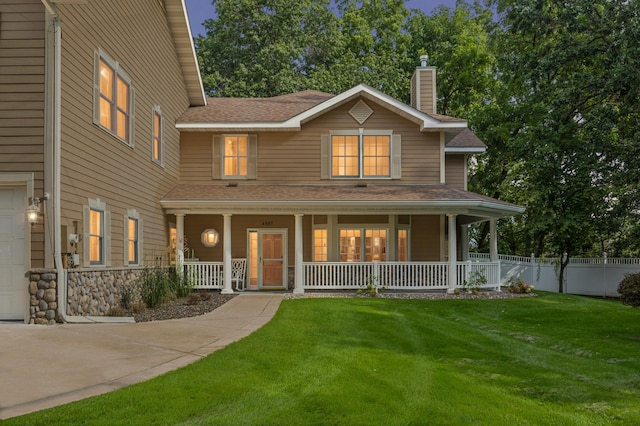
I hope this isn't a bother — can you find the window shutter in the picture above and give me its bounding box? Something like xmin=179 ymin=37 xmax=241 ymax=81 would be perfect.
xmin=247 ymin=135 xmax=258 ymax=179
xmin=105 ymin=211 xmax=111 ymax=266
xmin=93 ymin=51 xmax=100 ymax=125
xmin=82 ymin=205 xmax=91 ymax=267
xmin=321 ymin=134 xmax=330 ymax=179
xmin=128 ymin=87 xmax=135 ymax=147
xmin=138 ymin=218 xmax=143 ymax=265
xmin=212 ymin=135 xmax=221 ymax=179
xmin=392 ymin=134 xmax=402 ymax=179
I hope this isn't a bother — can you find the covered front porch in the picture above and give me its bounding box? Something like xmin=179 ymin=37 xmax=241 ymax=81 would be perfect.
xmin=162 ymin=184 xmax=522 ymax=294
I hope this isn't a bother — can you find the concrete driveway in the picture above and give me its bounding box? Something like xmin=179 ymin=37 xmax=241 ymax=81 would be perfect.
xmin=0 ymin=293 xmax=283 ymax=420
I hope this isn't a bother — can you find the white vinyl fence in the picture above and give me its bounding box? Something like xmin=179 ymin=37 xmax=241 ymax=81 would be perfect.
xmin=471 ymin=254 xmax=640 ymax=297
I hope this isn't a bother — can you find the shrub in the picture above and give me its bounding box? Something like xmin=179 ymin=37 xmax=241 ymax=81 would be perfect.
xmin=357 ymin=275 xmax=385 ymax=297
xmin=137 ymin=266 xmax=193 ymax=308
xmin=618 ymin=272 xmax=640 ymax=308
xmin=506 ymin=277 xmax=535 ymax=294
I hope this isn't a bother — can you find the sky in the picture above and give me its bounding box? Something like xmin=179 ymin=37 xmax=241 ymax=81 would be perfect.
xmin=184 ymin=0 xmax=460 ymax=37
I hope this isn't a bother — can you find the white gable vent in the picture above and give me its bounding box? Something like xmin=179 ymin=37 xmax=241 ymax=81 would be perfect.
xmin=349 ymin=100 xmax=374 ymax=124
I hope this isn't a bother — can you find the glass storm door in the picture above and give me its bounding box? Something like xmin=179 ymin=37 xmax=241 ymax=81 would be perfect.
xmin=260 ymin=231 xmax=286 ymax=288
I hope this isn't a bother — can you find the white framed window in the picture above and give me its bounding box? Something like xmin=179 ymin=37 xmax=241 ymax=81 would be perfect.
xmin=397 ymin=228 xmax=410 ymax=261
xmin=152 ymin=106 xmax=163 ymax=166
xmin=321 ymin=130 xmax=401 ymax=179
xmin=224 ymin=135 xmax=248 ymax=177
xmin=313 ymin=228 xmax=328 ymax=262
xmin=212 ymin=135 xmax=258 ymax=179
xmin=93 ymin=49 xmax=134 ymax=145
xmin=124 ymin=209 xmax=142 ymax=266
xmin=339 ymin=228 xmax=387 ymax=262
xmin=83 ymin=198 xmax=111 ymax=267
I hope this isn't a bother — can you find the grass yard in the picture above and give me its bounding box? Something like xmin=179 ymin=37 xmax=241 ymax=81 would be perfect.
xmin=7 ymin=292 xmax=640 ymax=425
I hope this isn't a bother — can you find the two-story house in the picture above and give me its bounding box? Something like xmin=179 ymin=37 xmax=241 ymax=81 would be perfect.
xmin=1 ymin=0 xmax=522 ymax=323
xmin=0 ymin=0 xmax=205 ymax=322
xmin=168 ymin=57 xmax=523 ymax=295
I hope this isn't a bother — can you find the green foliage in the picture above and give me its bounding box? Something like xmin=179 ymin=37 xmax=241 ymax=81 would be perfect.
xmin=11 ymin=294 xmax=640 ymax=425
xmin=618 ymin=272 xmax=640 ymax=308
xmin=137 ymin=266 xmax=192 ymax=309
xmin=356 ymin=274 xmax=385 ymax=297
xmin=506 ymin=277 xmax=535 ymax=294
xmin=461 ymin=267 xmax=488 ymax=294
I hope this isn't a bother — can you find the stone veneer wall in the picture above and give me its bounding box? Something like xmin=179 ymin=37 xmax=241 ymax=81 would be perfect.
xmin=28 ymin=270 xmax=59 ymax=325
xmin=66 ymin=268 xmax=144 ymax=317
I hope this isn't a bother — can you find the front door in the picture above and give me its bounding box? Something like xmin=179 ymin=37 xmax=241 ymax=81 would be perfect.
xmin=261 ymin=231 xmax=285 ymax=288
xmin=248 ymin=230 xmax=287 ymax=290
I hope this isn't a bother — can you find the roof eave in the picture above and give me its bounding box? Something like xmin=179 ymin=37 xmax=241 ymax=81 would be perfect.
xmin=165 ymin=0 xmax=206 ymax=106
xmin=161 ymin=199 xmax=525 ymax=217
xmin=444 ymin=147 xmax=487 ymax=154
xmin=176 ymin=122 xmax=301 ymax=132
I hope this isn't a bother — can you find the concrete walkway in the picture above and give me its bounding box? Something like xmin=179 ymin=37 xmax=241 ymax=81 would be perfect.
xmin=0 ymin=293 xmax=283 ymax=420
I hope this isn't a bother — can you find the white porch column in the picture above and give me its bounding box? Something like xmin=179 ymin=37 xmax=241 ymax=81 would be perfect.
xmin=490 ymin=219 xmax=498 ymax=262
xmin=176 ymin=213 xmax=185 ymax=272
xmin=447 ymin=214 xmax=457 ymax=293
xmin=294 ymin=214 xmax=304 ymax=294
xmin=222 ymin=213 xmax=233 ymax=294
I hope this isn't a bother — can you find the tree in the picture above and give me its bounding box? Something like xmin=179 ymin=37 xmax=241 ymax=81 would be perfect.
xmin=195 ymin=0 xmax=339 ymax=97
xmin=473 ymin=0 xmax=640 ymax=291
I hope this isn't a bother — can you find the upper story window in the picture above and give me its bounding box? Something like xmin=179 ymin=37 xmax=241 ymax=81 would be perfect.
xmin=322 ymin=130 xmax=401 ymax=179
xmin=224 ymin=135 xmax=248 ymax=177
xmin=94 ymin=50 xmax=134 ymax=145
xmin=212 ymin=135 xmax=257 ymax=179
xmin=152 ymin=106 xmax=163 ymax=165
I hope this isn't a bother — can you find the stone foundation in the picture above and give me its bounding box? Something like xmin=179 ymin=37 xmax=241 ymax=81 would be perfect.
xmin=66 ymin=268 xmax=144 ymax=316
xmin=28 ymin=270 xmax=59 ymax=325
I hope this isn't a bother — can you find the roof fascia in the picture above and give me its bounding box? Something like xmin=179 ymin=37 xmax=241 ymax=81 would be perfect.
xmin=444 ymin=147 xmax=487 ymax=153
xmin=161 ymin=199 xmax=525 ymax=217
xmin=165 ymin=0 xmax=206 ymax=106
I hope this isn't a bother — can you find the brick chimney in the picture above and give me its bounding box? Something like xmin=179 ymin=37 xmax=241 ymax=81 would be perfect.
xmin=410 ymin=55 xmax=437 ymax=114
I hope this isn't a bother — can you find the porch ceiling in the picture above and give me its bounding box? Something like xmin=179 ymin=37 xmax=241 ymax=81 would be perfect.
xmin=161 ymin=184 xmax=524 ymax=220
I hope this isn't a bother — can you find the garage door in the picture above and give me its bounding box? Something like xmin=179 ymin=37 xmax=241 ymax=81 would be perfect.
xmin=0 ymin=187 xmax=26 ymax=320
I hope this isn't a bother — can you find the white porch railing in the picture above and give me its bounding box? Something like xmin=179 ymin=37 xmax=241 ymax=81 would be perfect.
xmin=186 ymin=260 xmax=501 ymax=291
xmin=185 ymin=261 xmax=223 ymax=289
xmin=303 ymin=261 xmax=500 ymax=291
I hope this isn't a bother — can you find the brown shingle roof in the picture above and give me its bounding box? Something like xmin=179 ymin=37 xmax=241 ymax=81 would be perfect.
xmin=446 ymin=128 xmax=487 ymax=148
xmin=162 ymin=183 xmax=512 ymax=205
xmin=177 ymin=90 xmax=335 ymax=123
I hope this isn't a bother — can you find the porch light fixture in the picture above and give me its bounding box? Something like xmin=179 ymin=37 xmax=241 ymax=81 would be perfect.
xmin=26 ymin=193 xmax=49 ymax=225
xmin=201 ymin=229 xmax=220 ymax=247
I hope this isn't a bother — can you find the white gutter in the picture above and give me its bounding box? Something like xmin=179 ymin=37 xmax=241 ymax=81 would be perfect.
xmin=45 ymin=6 xmax=69 ymax=322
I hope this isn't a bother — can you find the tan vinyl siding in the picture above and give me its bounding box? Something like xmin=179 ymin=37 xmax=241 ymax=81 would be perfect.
xmin=55 ymin=0 xmax=191 ymax=266
xmin=410 ymin=68 xmax=437 ymax=115
xmin=445 ymin=155 xmax=466 ymax=189
xmin=184 ymin=214 xmax=303 ymax=265
xmin=180 ymin=98 xmax=442 ymax=185
xmin=0 ymin=0 xmax=46 ymax=266
xmin=410 ymin=215 xmax=441 ymax=261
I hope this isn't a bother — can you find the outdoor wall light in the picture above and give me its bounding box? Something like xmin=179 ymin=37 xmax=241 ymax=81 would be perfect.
xmin=26 ymin=193 xmax=49 ymax=225
xmin=201 ymin=228 xmax=220 ymax=247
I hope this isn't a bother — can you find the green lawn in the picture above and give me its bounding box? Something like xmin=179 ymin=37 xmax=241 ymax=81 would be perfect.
xmin=8 ymin=292 xmax=640 ymax=425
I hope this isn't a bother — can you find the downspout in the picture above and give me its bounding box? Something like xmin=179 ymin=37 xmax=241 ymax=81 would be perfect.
xmin=43 ymin=1 xmax=68 ymax=321
xmin=53 ymin=13 xmax=67 ymax=322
